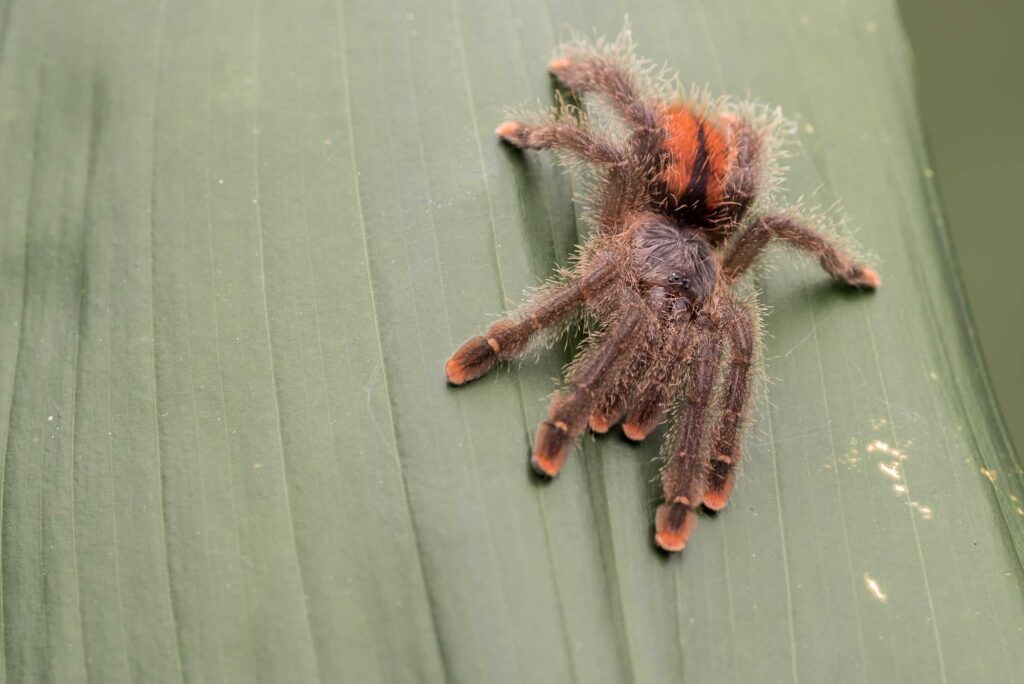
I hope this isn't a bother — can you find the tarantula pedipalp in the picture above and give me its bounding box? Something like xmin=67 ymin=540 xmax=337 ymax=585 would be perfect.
xmin=444 ymin=34 xmax=879 ymax=553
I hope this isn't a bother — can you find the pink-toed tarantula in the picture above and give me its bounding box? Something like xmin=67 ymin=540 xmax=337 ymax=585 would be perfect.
xmin=444 ymin=32 xmax=879 ymax=553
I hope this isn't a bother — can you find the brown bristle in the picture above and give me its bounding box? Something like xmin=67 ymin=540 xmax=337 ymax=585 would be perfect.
xmin=531 ymin=421 xmax=571 ymax=477
xmin=654 ymin=502 xmax=698 ymax=552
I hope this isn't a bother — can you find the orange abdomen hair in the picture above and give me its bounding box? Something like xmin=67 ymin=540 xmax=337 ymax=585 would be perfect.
xmin=659 ymin=105 xmax=732 ymax=211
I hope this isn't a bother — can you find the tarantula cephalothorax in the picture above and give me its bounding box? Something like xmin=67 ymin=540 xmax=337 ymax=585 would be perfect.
xmin=444 ymin=33 xmax=879 ymax=553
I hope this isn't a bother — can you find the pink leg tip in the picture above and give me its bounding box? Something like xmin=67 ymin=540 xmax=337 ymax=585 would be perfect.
xmin=495 ymin=121 xmax=524 ymax=143
xmin=548 ymin=56 xmax=572 ymax=73
xmin=859 ymin=266 xmax=881 ymax=289
xmin=703 ymin=471 xmax=736 ymax=511
xmin=531 ymin=453 xmax=562 ymax=478
xmin=622 ymin=421 xmax=654 ymax=442
xmin=704 ymin=458 xmax=737 ymax=511
xmin=531 ymin=421 xmax=571 ymax=478
xmin=444 ymin=357 xmax=469 ymax=385
xmin=588 ymin=413 xmax=612 ymax=434
xmin=444 ymin=336 xmax=498 ymax=386
xmin=654 ymin=501 xmax=698 ymax=553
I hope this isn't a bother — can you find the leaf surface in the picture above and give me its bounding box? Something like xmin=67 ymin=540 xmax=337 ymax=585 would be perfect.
xmin=0 ymin=0 xmax=1022 ymax=681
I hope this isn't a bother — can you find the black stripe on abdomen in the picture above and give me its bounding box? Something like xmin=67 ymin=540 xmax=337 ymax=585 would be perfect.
xmin=681 ymin=121 xmax=709 ymax=210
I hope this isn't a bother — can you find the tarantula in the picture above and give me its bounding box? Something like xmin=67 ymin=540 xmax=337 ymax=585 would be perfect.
xmin=444 ymin=33 xmax=879 ymax=553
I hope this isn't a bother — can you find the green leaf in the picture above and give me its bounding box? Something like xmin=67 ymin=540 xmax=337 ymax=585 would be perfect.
xmin=1 ymin=0 xmax=1022 ymax=682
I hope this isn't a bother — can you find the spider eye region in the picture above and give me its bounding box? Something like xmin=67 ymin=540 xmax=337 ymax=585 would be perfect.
xmin=633 ymin=220 xmax=716 ymax=305
xmin=667 ymin=272 xmax=692 ymax=289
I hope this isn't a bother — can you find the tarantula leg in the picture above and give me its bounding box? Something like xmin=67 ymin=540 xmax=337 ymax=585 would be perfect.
xmin=655 ymin=502 xmax=698 ymax=553
xmin=590 ymin=287 xmax=669 ymax=434
xmin=587 ymin=388 xmax=627 ymax=434
xmin=655 ymin=318 xmax=723 ymax=552
xmin=540 ymin=55 xmax=661 ymax=232
xmin=723 ymin=214 xmax=881 ymax=288
xmin=445 ymin=261 xmax=616 ymax=385
xmin=621 ymin=313 xmax=692 ymax=442
xmin=532 ymin=307 xmax=642 ymax=477
xmin=548 ymin=54 xmax=659 ymax=134
xmin=588 ymin=337 xmax=654 ymax=434
xmin=621 ymin=365 xmax=671 ymax=442
xmin=704 ymin=303 xmax=757 ymax=511
xmin=495 ymin=121 xmax=624 ymax=165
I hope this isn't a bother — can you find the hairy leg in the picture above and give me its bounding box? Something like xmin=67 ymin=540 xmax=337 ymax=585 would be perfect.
xmin=445 ymin=260 xmax=616 ymax=385
xmin=621 ymin=350 xmax=679 ymax=442
xmin=723 ymin=214 xmax=881 ymax=288
xmin=548 ymin=53 xmax=659 ymax=134
xmin=495 ymin=120 xmax=624 ymax=166
xmin=589 ymin=286 xmax=671 ymax=434
xmin=655 ymin=316 xmax=723 ymax=552
xmin=704 ymin=302 xmax=757 ymax=511
xmin=619 ymin=294 xmax=694 ymax=441
xmin=587 ymin=348 xmax=645 ymax=433
xmin=533 ymin=307 xmax=643 ymax=477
